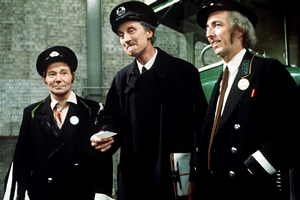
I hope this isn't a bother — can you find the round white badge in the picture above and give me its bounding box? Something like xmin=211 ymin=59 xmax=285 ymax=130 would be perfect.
xmin=238 ymin=78 xmax=250 ymax=90
xmin=70 ymin=116 xmax=79 ymax=125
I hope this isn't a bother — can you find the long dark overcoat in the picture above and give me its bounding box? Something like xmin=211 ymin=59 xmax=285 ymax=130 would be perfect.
xmin=10 ymin=95 xmax=112 ymax=200
xmin=101 ymin=48 xmax=208 ymax=200
xmin=193 ymin=51 xmax=300 ymax=200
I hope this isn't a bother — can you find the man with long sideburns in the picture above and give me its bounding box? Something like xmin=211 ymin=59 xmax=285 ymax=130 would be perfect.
xmin=190 ymin=1 xmax=300 ymax=200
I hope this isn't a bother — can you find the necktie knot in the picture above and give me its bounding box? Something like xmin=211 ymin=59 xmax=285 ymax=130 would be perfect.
xmin=56 ymin=102 xmax=67 ymax=112
xmin=142 ymin=66 xmax=147 ymax=73
xmin=55 ymin=102 xmax=68 ymax=128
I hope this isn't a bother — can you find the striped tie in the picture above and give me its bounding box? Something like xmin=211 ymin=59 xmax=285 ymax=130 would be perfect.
xmin=55 ymin=102 xmax=67 ymax=129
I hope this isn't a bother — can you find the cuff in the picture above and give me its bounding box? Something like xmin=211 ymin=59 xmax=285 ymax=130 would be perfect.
xmin=244 ymin=150 xmax=277 ymax=175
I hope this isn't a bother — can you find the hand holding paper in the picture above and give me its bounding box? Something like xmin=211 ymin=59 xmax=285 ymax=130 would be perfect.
xmin=90 ymin=131 xmax=117 ymax=152
xmin=94 ymin=131 xmax=118 ymax=138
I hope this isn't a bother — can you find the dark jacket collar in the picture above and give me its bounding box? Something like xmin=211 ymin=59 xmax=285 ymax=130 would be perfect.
xmin=127 ymin=47 xmax=172 ymax=79
xmin=125 ymin=48 xmax=173 ymax=94
xmin=33 ymin=94 xmax=91 ymax=158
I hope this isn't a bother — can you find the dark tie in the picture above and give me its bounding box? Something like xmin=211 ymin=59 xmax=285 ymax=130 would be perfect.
xmin=208 ymin=66 xmax=229 ymax=171
xmin=142 ymin=66 xmax=147 ymax=73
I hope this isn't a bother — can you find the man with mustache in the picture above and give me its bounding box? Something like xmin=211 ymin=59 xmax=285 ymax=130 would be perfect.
xmin=190 ymin=0 xmax=300 ymax=200
xmin=5 ymin=46 xmax=112 ymax=200
xmin=90 ymin=1 xmax=207 ymax=200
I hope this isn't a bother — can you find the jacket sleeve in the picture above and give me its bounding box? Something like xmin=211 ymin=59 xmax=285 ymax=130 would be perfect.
xmin=12 ymin=107 xmax=33 ymax=199
xmin=244 ymin=59 xmax=300 ymax=176
xmin=189 ymin=64 xmax=208 ymax=182
xmin=100 ymin=74 xmax=123 ymax=155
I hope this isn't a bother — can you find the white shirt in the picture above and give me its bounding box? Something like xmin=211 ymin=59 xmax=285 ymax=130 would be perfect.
xmin=136 ymin=48 xmax=158 ymax=73
xmin=220 ymin=48 xmax=246 ymax=115
xmin=50 ymin=90 xmax=77 ymax=124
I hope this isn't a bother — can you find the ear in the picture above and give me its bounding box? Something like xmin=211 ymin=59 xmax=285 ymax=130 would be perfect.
xmin=146 ymin=29 xmax=153 ymax=39
xmin=236 ymin=28 xmax=244 ymax=39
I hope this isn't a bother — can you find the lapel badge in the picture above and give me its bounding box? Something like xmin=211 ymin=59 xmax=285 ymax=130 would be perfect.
xmin=70 ymin=116 xmax=79 ymax=125
xmin=238 ymin=78 xmax=250 ymax=90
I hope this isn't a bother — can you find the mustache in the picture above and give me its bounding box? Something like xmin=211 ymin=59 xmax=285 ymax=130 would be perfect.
xmin=125 ymin=41 xmax=137 ymax=48
xmin=53 ymin=84 xmax=65 ymax=87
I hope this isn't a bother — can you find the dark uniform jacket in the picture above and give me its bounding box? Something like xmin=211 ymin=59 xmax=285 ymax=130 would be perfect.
xmin=101 ymin=48 xmax=207 ymax=200
xmin=193 ymin=50 xmax=300 ymax=200
xmin=10 ymin=94 xmax=112 ymax=200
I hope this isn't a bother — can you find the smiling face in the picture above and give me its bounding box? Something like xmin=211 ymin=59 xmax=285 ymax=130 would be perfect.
xmin=206 ymin=10 xmax=244 ymax=63
xmin=117 ymin=21 xmax=153 ymax=59
xmin=45 ymin=62 xmax=74 ymax=101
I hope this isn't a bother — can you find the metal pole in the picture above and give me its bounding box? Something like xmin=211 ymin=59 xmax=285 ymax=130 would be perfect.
xmin=86 ymin=0 xmax=102 ymax=102
xmin=284 ymin=7 xmax=290 ymax=66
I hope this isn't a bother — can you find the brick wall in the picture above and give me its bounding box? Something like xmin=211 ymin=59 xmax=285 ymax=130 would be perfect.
xmin=0 ymin=0 xmax=87 ymax=137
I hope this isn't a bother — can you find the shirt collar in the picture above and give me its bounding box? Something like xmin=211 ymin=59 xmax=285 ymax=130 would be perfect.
xmin=223 ymin=48 xmax=247 ymax=74
xmin=50 ymin=90 xmax=77 ymax=110
xmin=136 ymin=48 xmax=158 ymax=72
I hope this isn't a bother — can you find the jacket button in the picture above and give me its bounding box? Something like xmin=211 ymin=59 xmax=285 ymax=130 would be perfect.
xmin=48 ymin=177 xmax=53 ymax=183
xmin=229 ymin=171 xmax=235 ymax=178
xmin=234 ymin=124 xmax=241 ymax=130
xmin=231 ymin=147 xmax=237 ymax=154
xmin=74 ymin=163 xmax=79 ymax=166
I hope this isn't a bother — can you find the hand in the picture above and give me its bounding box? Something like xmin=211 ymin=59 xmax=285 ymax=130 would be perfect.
xmin=90 ymin=134 xmax=114 ymax=152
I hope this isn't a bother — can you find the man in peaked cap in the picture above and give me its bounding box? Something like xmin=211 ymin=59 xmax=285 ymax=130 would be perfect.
xmin=190 ymin=0 xmax=300 ymax=200
xmin=36 ymin=46 xmax=78 ymax=77
xmin=196 ymin=0 xmax=258 ymax=28
xmin=90 ymin=1 xmax=208 ymax=200
xmin=5 ymin=46 xmax=112 ymax=200
xmin=109 ymin=1 xmax=157 ymax=34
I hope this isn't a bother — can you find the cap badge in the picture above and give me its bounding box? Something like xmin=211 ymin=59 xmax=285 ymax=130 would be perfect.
xmin=49 ymin=51 xmax=59 ymax=57
xmin=116 ymin=6 xmax=126 ymax=16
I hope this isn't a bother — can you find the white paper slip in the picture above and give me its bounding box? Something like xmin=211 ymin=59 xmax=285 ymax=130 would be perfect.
xmin=95 ymin=131 xmax=117 ymax=138
xmin=94 ymin=193 xmax=115 ymax=200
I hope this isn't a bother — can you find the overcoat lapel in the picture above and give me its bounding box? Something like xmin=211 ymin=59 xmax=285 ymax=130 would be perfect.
xmin=48 ymin=103 xmax=79 ymax=158
xmin=218 ymin=51 xmax=255 ymax=129
xmin=34 ymin=96 xmax=56 ymax=134
xmin=124 ymin=61 xmax=139 ymax=94
xmin=151 ymin=48 xmax=172 ymax=79
xmin=48 ymin=97 xmax=90 ymax=158
xmin=123 ymin=48 xmax=172 ymax=118
xmin=124 ymin=47 xmax=171 ymax=95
